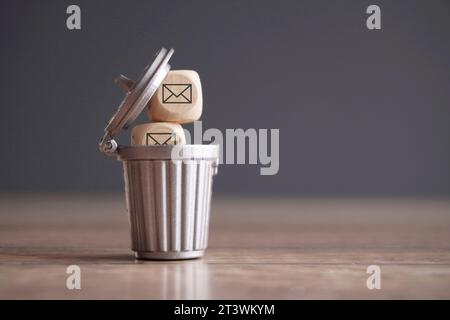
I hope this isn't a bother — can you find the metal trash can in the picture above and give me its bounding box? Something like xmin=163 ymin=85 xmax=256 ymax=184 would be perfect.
xmin=119 ymin=145 xmax=218 ymax=259
xmin=99 ymin=48 xmax=219 ymax=260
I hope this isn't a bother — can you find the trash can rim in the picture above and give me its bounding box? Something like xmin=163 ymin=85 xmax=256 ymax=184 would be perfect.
xmin=117 ymin=144 xmax=219 ymax=161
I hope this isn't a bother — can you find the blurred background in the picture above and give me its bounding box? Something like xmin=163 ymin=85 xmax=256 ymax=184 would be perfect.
xmin=1 ymin=0 xmax=449 ymax=196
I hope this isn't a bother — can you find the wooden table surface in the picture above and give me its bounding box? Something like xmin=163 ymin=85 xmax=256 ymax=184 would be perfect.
xmin=1 ymin=194 xmax=449 ymax=299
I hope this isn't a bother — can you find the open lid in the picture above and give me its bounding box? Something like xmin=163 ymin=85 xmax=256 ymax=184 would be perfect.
xmin=99 ymin=48 xmax=174 ymax=154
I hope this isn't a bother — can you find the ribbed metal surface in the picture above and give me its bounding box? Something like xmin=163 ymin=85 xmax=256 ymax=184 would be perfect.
xmin=123 ymin=158 xmax=215 ymax=257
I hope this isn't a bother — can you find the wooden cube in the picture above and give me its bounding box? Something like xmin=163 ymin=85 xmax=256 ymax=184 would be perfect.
xmin=148 ymin=70 xmax=202 ymax=124
xmin=131 ymin=122 xmax=186 ymax=146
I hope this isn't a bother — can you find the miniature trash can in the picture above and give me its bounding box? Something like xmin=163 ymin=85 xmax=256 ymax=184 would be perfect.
xmin=99 ymin=48 xmax=220 ymax=260
xmin=118 ymin=145 xmax=219 ymax=260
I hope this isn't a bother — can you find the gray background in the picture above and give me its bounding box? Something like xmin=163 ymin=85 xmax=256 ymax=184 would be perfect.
xmin=1 ymin=0 xmax=449 ymax=196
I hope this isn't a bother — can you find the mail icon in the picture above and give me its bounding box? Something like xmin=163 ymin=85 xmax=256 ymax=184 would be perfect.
xmin=146 ymin=132 xmax=178 ymax=145
xmin=162 ymin=84 xmax=192 ymax=104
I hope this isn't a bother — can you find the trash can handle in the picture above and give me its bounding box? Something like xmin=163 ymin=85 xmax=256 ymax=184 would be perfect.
xmin=212 ymin=158 xmax=219 ymax=176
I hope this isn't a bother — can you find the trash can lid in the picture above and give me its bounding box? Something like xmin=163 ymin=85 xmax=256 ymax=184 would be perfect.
xmin=99 ymin=48 xmax=174 ymax=154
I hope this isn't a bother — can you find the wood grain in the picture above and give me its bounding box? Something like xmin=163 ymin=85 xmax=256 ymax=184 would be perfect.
xmin=1 ymin=195 xmax=449 ymax=299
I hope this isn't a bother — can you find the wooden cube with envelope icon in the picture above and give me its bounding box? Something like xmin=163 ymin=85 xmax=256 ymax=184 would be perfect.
xmin=131 ymin=122 xmax=186 ymax=146
xmin=148 ymin=70 xmax=202 ymax=124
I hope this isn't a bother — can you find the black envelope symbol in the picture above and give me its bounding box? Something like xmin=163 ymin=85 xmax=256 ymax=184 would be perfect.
xmin=146 ymin=133 xmax=177 ymax=145
xmin=162 ymin=84 xmax=192 ymax=104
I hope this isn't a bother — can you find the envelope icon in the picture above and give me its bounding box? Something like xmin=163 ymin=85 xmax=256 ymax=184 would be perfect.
xmin=162 ymin=84 xmax=192 ymax=104
xmin=146 ymin=132 xmax=178 ymax=145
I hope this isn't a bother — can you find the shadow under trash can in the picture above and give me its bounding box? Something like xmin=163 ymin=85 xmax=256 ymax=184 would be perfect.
xmin=99 ymin=48 xmax=220 ymax=260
